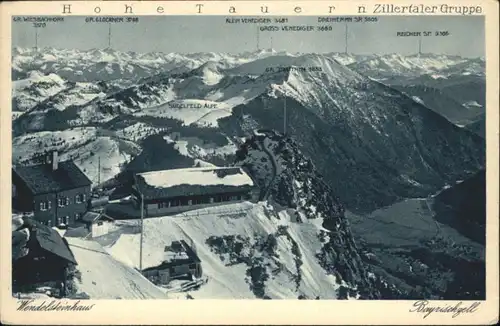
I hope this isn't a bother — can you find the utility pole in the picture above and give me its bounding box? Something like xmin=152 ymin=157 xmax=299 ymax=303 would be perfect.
xmin=97 ymin=156 xmax=101 ymax=187
xmin=283 ymin=91 xmax=287 ymax=136
xmin=139 ymin=193 xmax=144 ymax=272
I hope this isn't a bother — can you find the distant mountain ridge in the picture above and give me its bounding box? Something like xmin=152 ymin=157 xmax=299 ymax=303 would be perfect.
xmin=349 ymin=53 xmax=484 ymax=79
xmin=12 ymin=50 xmax=485 ymax=213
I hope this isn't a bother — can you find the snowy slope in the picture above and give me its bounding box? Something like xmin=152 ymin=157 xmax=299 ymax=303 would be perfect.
xmin=105 ymin=201 xmax=342 ymax=299
xmin=66 ymin=237 xmax=167 ymax=299
xmin=13 ymin=129 xmax=141 ymax=185
xmin=163 ymin=134 xmax=238 ymax=163
xmin=65 ymin=136 xmax=141 ymax=185
xmin=13 ymin=71 xmax=67 ymax=111
xmin=12 ymin=127 xmax=98 ymax=163
xmin=39 ymin=82 xmax=107 ymax=111
xmin=114 ymin=122 xmax=168 ymax=142
xmin=135 ymin=99 xmax=232 ymax=127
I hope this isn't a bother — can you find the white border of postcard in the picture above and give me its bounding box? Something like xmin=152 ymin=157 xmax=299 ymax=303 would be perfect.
xmin=0 ymin=1 xmax=498 ymax=325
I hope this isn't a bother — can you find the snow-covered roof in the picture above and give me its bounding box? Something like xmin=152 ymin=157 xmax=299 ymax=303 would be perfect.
xmin=138 ymin=166 xmax=253 ymax=189
xmin=134 ymin=166 xmax=255 ymax=200
xmin=142 ymin=240 xmax=201 ymax=271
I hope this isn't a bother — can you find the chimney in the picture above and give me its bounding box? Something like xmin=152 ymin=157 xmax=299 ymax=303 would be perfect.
xmin=52 ymin=151 xmax=58 ymax=171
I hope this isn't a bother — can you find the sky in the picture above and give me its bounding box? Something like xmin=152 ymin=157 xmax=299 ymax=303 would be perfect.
xmin=12 ymin=15 xmax=485 ymax=57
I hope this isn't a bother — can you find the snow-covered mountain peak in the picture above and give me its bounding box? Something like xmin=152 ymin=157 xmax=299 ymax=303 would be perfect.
xmin=228 ymin=53 xmax=361 ymax=80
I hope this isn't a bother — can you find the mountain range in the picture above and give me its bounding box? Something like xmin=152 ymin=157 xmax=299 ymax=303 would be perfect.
xmin=12 ymin=48 xmax=486 ymax=212
xmin=11 ymin=47 xmax=486 ymax=299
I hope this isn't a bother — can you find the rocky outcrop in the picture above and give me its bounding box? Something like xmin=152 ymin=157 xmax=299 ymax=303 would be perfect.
xmin=235 ymin=130 xmax=403 ymax=299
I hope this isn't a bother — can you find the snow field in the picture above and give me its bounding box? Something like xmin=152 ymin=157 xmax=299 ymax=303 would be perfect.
xmin=104 ymin=202 xmax=339 ymax=299
xmin=66 ymin=237 xmax=167 ymax=299
xmin=12 ymin=127 xmax=98 ymax=163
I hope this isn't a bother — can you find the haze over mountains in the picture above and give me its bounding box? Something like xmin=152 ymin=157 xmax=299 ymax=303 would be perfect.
xmin=11 ymin=47 xmax=486 ymax=299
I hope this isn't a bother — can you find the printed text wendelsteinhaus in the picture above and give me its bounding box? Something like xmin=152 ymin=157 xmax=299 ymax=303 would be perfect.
xmin=17 ymin=300 xmax=95 ymax=312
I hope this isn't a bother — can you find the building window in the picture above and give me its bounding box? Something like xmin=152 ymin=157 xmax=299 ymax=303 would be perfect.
xmin=97 ymin=221 xmax=104 ymax=226
xmin=58 ymin=198 xmax=65 ymax=207
xmin=57 ymin=217 xmax=62 ymax=225
xmin=64 ymin=216 xmax=69 ymax=225
xmin=65 ymin=197 xmax=70 ymax=205
xmin=47 ymin=220 xmax=52 ymax=227
xmin=40 ymin=202 xmax=48 ymax=211
xmin=209 ymin=197 xmax=214 ymax=203
xmin=76 ymin=213 xmax=81 ymax=221
xmin=75 ymin=194 xmax=86 ymax=203
xmin=158 ymin=202 xmax=169 ymax=209
xmin=188 ymin=200 xmax=192 ymax=206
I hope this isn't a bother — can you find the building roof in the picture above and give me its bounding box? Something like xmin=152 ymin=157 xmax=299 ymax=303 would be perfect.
xmin=143 ymin=240 xmax=201 ymax=271
xmin=135 ymin=166 xmax=254 ymax=200
xmin=13 ymin=160 xmax=92 ymax=195
xmin=81 ymin=211 xmax=114 ymax=223
xmin=28 ymin=221 xmax=78 ymax=265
